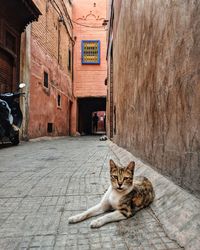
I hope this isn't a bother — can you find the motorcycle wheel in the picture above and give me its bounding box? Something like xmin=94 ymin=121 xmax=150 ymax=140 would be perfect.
xmin=10 ymin=132 xmax=20 ymax=145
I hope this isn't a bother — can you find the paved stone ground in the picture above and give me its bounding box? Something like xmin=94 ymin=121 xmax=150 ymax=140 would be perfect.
xmin=0 ymin=137 xmax=183 ymax=250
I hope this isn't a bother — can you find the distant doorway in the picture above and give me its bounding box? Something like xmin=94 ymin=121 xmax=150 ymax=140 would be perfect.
xmin=92 ymin=111 xmax=106 ymax=134
xmin=78 ymin=97 xmax=106 ymax=135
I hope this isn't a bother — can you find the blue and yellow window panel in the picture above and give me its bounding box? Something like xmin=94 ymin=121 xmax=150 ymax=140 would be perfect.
xmin=81 ymin=40 xmax=100 ymax=64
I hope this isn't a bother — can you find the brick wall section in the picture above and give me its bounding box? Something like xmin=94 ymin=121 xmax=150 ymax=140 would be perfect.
xmin=28 ymin=0 xmax=73 ymax=138
xmin=108 ymin=0 xmax=200 ymax=196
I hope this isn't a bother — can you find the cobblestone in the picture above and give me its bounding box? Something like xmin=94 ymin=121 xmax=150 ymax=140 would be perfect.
xmin=0 ymin=137 xmax=183 ymax=249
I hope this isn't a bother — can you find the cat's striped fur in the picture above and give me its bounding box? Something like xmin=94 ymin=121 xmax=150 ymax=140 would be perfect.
xmin=68 ymin=159 xmax=155 ymax=228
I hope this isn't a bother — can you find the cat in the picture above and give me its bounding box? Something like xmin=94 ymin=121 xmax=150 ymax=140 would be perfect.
xmin=68 ymin=159 xmax=155 ymax=228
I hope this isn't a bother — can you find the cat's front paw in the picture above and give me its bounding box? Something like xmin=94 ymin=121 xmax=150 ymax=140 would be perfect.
xmin=68 ymin=215 xmax=82 ymax=224
xmin=90 ymin=219 xmax=103 ymax=228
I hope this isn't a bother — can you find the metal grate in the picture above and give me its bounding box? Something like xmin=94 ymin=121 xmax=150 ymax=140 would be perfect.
xmin=81 ymin=40 xmax=100 ymax=64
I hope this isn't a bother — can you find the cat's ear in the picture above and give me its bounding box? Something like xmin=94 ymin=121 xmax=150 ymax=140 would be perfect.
xmin=110 ymin=159 xmax=117 ymax=172
xmin=126 ymin=161 xmax=135 ymax=175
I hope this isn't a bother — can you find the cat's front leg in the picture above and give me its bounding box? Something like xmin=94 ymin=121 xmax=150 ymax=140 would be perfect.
xmin=69 ymin=186 xmax=112 ymax=224
xmin=68 ymin=202 xmax=111 ymax=224
xmin=90 ymin=210 xmax=126 ymax=228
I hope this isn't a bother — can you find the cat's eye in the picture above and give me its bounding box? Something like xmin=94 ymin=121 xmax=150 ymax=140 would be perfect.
xmin=111 ymin=175 xmax=118 ymax=180
xmin=124 ymin=177 xmax=131 ymax=181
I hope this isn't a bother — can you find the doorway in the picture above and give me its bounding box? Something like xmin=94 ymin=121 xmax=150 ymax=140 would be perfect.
xmin=92 ymin=111 xmax=106 ymax=134
xmin=78 ymin=97 xmax=106 ymax=135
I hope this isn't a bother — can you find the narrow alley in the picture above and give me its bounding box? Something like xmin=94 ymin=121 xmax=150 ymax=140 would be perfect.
xmin=0 ymin=137 xmax=183 ymax=250
xmin=0 ymin=0 xmax=200 ymax=249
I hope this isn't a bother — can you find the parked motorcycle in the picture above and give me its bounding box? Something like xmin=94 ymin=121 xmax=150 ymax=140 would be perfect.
xmin=0 ymin=83 xmax=25 ymax=145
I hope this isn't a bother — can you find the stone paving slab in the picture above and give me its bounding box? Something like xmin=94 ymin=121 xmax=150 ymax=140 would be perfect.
xmin=0 ymin=137 xmax=183 ymax=249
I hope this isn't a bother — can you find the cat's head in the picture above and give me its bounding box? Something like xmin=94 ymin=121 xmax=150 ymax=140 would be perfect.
xmin=109 ymin=159 xmax=135 ymax=192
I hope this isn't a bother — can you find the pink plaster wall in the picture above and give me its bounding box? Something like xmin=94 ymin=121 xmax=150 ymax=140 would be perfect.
xmin=70 ymin=0 xmax=107 ymax=134
xmin=73 ymin=0 xmax=107 ymax=98
xmin=28 ymin=0 xmax=73 ymax=138
xmin=29 ymin=39 xmax=72 ymax=138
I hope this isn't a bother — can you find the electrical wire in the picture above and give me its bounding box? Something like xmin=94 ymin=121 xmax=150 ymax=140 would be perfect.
xmin=49 ymin=0 xmax=74 ymax=43
xmin=72 ymin=20 xmax=106 ymax=29
xmin=60 ymin=0 xmax=73 ymax=28
xmin=49 ymin=0 xmax=107 ymax=36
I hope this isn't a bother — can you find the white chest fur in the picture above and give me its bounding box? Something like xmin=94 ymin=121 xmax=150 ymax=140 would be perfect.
xmin=104 ymin=185 xmax=133 ymax=210
xmin=108 ymin=188 xmax=124 ymax=209
xmin=108 ymin=191 xmax=118 ymax=209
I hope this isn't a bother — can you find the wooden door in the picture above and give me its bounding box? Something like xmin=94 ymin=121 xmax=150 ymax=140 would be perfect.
xmin=0 ymin=48 xmax=14 ymax=93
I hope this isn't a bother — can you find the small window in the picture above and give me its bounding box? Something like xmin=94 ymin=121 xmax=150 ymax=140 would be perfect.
xmin=47 ymin=123 xmax=53 ymax=133
xmin=114 ymin=105 xmax=117 ymax=134
xmin=44 ymin=71 xmax=48 ymax=88
xmin=57 ymin=94 xmax=61 ymax=107
xmin=68 ymin=49 xmax=71 ymax=71
xmin=81 ymin=40 xmax=100 ymax=64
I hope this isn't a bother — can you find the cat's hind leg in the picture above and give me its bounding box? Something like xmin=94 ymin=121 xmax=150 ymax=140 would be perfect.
xmin=90 ymin=210 xmax=126 ymax=228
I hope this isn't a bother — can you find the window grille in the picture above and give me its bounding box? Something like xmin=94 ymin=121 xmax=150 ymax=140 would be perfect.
xmin=81 ymin=40 xmax=100 ymax=64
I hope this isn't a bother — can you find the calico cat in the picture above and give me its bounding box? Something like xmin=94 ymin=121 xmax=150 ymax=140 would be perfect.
xmin=68 ymin=159 xmax=155 ymax=228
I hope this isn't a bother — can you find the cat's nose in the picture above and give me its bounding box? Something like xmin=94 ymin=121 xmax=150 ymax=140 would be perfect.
xmin=118 ymin=183 xmax=122 ymax=187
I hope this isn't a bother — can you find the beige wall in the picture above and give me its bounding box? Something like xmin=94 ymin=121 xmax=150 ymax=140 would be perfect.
xmin=108 ymin=0 xmax=200 ymax=196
